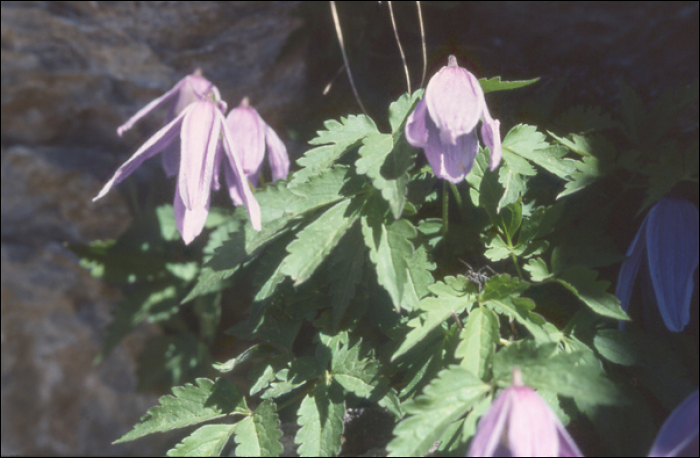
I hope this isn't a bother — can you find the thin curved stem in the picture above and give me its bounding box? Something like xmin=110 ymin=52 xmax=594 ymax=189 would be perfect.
xmin=330 ymin=1 xmax=368 ymax=116
xmin=388 ymin=1 xmax=411 ymax=96
xmin=416 ymin=1 xmax=427 ymax=88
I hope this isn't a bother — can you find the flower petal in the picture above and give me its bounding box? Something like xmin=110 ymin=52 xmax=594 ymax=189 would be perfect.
xmin=481 ymin=106 xmax=502 ymax=171
xmin=223 ymin=161 xmax=244 ymax=206
xmin=226 ymin=101 xmax=266 ymax=176
xmin=174 ymin=184 xmax=210 ymax=245
xmin=117 ymin=76 xmax=191 ymax=136
xmin=405 ymin=97 xmax=429 ymax=148
xmin=265 ymin=123 xmax=290 ymax=181
xmin=178 ymin=100 xmax=220 ymax=211
xmin=423 ymin=114 xmax=479 ymax=183
xmin=649 ymin=390 xmax=699 ymax=457
xmin=219 ymin=110 xmax=262 ymax=231
xmin=615 ymin=211 xmax=649 ymax=327
xmin=468 ymin=389 xmax=513 ymax=457
xmin=508 ymin=387 xmax=560 ymax=457
xmin=425 ymin=55 xmax=485 ymax=145
xmin=646 ymin=198 xmax=699 ymax=332
xmin=94 ymin=106 xmax=189 ymax=201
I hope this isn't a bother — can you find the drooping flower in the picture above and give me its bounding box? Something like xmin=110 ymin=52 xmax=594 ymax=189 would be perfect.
xmin=218 ymin=97 xmax=290 ymax=205
xmin=115 ymin=69 xmax=226 ymax=178
xmin=648 ymin=390 xmax=699 ymax=457
xmin=405 ymin=55 xmax=501 ymax=183
xmin=468 ymin=368 xmax=582 ymax=457
xmin=94 ymin=97 xmax=261 ymax=245
xmin=615 ymin=197 xmax=699 ymax=332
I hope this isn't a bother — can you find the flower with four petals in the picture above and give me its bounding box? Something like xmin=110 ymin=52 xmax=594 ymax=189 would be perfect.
xmin=406 ymin=55 xmax=501 ymax=183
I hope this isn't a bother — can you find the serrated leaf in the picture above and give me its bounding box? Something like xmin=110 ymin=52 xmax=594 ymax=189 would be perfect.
xmin=295 ymin=382 xmax=345 ymax=458
xmin=387 ymin=366 xmax=489 ymax=457
xmin=389 ymin=90 xmax=424 ymax=133
xmin=392 ymin=294 xmax=475 ymax=361
xmin=328 ymin=225 xmax=365 ymax=328
xmin=492 ymin=341 xmax=620 ymax=405
xmin=558 ymin=266 xmax=629 ymax=320
xmin=362 ymin=218 xmax=422 ymax=312
xmin=483 ymin=233 xmax=511 ymax=262
xmin=281 ymin=197 xmax=361 ymax=286
xmin=261 ymin=357 xmax=321 ymax=400
xmin=115 ymin=378 xmax=249 ymax=444
xmin=456 ymin=308 xmax=500 ymax=380
xmin=286 ymin=166 xmax=364 ymax=214
xmin=557 ymin=155 xmax=601 ymax=199
xmin=357 ymin=133 xmax=416 ymax=218
xmin=503 ymin=125 xmax=576 ymax=179
xmin=292 ymin=115 xmax=379 ymax=185
xmin=524 ymin=257 xmax=552 ymax=282
xmin=234 ymin=400 xmax=283 ymax=457
xmin=167 ymin=424 xmax=237 ymax=457
xmin=331 ymin=339 xmax=382 ymax=399
xmin=479 ymin=76 xmax=540 ymax=93
xmin=497 ymin=161 xmax=529 ymax=211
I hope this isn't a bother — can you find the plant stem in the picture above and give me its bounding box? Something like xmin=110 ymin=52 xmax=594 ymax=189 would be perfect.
xmin=442 ymin=180 xmax=449 ymax=235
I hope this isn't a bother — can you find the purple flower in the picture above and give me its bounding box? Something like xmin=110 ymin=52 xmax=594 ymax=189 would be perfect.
xmin=648 ymin=390 xmax=699 ymax=457
xmin=468 ymin=368 xmax=582 ymax=457
xmin=218 ymin=97 xmax=290 ymax=206
xmin=615 ymin=197 xmax=699 ymax=332
xmin=94 ymin=96 xmax=261 ymax=245
xmin=116 ymin=69 xmax=226 ymax=178
xmin=405 ymin=55 xmax=501 ymax=183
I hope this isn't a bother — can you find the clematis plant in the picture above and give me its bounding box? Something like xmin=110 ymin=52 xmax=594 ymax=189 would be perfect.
xmin=116 ymin=69 xmax=226 ymax=178
xmin=219 ymin=97 xmax=290 ymax=206
xmin=468 ymin=368 xmax=582 ymax=457
xmin=405 ymin=55 xmax=501 ymax=183
xmin=94 ymin=76 xmax=261 ymax=245
xmin=615 ymin=197 xmax=699 ymax=332
xmin=648 ymin=390 xmax=699 ymax=457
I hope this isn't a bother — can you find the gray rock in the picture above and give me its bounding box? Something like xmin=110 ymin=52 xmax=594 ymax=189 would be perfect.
xmin=1 ymin=1 xmax=305 ymax=455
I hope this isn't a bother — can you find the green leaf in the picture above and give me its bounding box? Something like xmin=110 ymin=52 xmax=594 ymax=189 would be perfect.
xmin=331 ymin=339 xmax=383 ymax=400
xmin=558 ymin=267 xmax=629 ymax=320
xmin=524 ymin=257 xmax=552 ymax=282
xmin=356 ymin=133 xmax=416 ymax=218
xmin=387 ymin=366 xmax=489 ymax=457
xmin=115 ymin=378 xmax=249 ymax=444
xmin=292 ymin=115 xmax=379 ymax=185
xmin=261 ymin=357 xmax=321 ymax=400
xmin=281 ymin=197 xmax=361 ymax=286
xmin=286 ymin=166 xmax=364 ymax=215
xmin=295 ymin=382 xmax=346 ymax=458
xmin=503 ymin=125 xmax=576 ymax=179
xmin=557 ymin=155 xmax=602 ymax=199
xmin=456 ymin=308 xmax=500 ymax=380
xmin=497 ymin=160 xmax=529 ymax=211
xmin=392 ymin=293 xmax=476 ymax=361
xmin=167 ymin=424 xmax=237 ymax=457
xmin=479 ymin=76 xmax=540 ymax=94
xmin=362 ymin=218 xmax=422 ymax=312
xmin=389 ymin=90 xmax=424 ymax=133
xmin=234 ymin=400 xmax=284 ymax=457
xmin=493 ymin=341 xmax=620 ymax=405
xmin=327 ymin=225 xmax=365 ymax=328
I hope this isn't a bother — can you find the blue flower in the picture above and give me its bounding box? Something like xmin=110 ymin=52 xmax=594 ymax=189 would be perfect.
xmin=615 ymin=197 xmax=699 ymax=332
xmin=648 ymin=390 xmax=698 ymax=457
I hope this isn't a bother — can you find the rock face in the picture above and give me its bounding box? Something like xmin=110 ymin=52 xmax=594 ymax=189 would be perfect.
xmin=1 ymin=2 xmax=305 ymax=455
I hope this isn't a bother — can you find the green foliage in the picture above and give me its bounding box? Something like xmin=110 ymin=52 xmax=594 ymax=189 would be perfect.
xmin=387 ymin=366 xmax=489 ymax=457
xmin=79 ymin=74 xmax=698 ymax=457
xmin=295 ymin=382 xmax=346 ymax=457
xmin=115 ymin=378 xmax=249 ymax=444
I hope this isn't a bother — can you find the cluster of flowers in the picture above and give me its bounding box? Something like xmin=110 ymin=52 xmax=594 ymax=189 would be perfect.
xmin=94 ymin=69 xmax=289 ymax=244
xmin=469 ymin=368 xmax=698 ymax=457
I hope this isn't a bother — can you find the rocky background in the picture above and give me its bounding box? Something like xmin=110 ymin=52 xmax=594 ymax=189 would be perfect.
xmin=1 ymin=1 xmax=697 ymax=456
